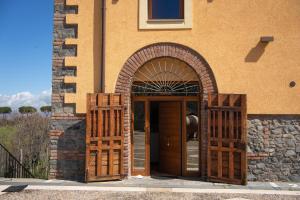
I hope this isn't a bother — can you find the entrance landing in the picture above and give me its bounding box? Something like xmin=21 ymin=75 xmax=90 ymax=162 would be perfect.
xmin=1 ymin=177 xmax=300 ymax=191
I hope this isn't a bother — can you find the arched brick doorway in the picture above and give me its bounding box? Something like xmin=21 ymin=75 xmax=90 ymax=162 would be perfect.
xmin=115 ymin=43 xmax=218 ymax=94
xmin=115 ymin=43 xmax=218 ymax=177
xmin=85 ymin=43 xmax=247 ymax=184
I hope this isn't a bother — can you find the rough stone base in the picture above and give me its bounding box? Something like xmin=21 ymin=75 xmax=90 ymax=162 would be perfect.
xmin=247 ymin=115 xmax=300 ymax=182
xmin=49 ymin=115 xmax=300 ymax=182
xmin=49 ymin=119 xmax=86 ymax=181
xmin=50 ymin=0 xmax=84 ymax=181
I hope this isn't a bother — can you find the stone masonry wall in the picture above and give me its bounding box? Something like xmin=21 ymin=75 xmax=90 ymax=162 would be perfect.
xmin=50 ymin=0 xmax=85 ymax=181
xmin=50 ymin=120 xmax=85 ymax=181
xmin=247 ymin=115 xmax=300 ymax=182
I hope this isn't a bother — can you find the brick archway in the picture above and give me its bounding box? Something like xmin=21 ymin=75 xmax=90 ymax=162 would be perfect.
xmin=115 ymin=43 xmax=218 ymax=94
xmin=115 ymin=43 xmax=218 ymax=176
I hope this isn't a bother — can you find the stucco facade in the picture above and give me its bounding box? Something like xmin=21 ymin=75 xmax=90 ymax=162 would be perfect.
xmin=50 ymin=0 xmax=300 ymax=182
xmin=62 ymin=0 xmax=300 ymax=114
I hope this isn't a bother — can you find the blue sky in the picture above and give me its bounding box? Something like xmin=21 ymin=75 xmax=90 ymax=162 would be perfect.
xmin=0 ymin=0 xmax=52 ymax=108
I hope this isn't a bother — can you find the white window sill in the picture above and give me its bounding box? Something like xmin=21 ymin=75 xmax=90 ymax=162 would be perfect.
xmin=147 ymin=19 xmax=185 ymax=24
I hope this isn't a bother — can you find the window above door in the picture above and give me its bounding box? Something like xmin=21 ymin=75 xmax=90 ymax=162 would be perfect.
xmin=139 ymin=0 xmax=192 ymax=30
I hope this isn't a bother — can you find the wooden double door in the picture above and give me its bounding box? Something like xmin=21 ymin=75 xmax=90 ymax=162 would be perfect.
xmin=85 ymin=93 xmax=247 ymax=185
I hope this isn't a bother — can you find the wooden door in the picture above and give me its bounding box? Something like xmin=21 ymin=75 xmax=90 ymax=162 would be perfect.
xmin=159 ymin=102 xmax=181 ymax=176
xmin=207 ymin=94 xmax=247 ymax=185
xmin=85 ymin=93 xmax=124 ymax=182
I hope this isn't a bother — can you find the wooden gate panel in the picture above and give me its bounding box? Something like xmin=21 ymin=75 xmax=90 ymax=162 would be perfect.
xmin=207 ymin=94 xmax=247 ymax=185
xmin=86 ymin=93 xmax=124 ymax=182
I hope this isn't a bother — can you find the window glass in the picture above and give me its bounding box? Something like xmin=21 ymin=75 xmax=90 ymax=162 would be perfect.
xmin=150 ymin=0 xmax=183 ymax=19
xmin=133 ymin=101 xmax=146 ymax=169
xmin=186 ymin=101 xmax=199 ymax=172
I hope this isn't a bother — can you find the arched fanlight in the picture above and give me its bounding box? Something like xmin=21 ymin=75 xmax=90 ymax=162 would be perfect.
xmin=132 ymin=57 xmax=200 ymax=96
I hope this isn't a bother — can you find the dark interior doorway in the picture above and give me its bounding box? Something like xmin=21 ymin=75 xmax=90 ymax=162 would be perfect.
xmin=150 ymin=102 xmax=159 ymax=174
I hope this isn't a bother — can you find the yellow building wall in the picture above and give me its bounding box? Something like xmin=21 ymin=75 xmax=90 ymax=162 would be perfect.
xmin=104 ymin=0 xmax=300 ymax=114
xmin=64 ymin=0 xmax=102 ymax=113
xmin=67 ymin=0 xmax=300 ymax=114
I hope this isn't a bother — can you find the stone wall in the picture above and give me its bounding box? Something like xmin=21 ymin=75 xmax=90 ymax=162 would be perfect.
xmin=50 ymin=120 xmax=85 ymax=181
xmin=52 ymin=0 xmax=77 ymax=115
xmin=247 ymin=115 xmax=300 ymax=182
xmin=50 ymin=0 xmax=85 ymax=181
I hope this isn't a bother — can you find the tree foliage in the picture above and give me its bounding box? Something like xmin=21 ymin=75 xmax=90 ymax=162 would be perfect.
xmin=0 ymin=107 xmax=12 ymax=114
xmin=0 ymin=114 xmax=49 ymax=179
xmin=0 ymin=107 xmax=12 ymax=119
xmin=40 ymin=106 xmax=51 ymax=113
xmin=18 ymin=106 xmax=37 ymax=114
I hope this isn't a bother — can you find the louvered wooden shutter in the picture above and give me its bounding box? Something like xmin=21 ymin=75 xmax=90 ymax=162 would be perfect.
xmin=207 ymin=94 xmax=247 ymax=185
xmin=85 ymin=93 xmax=124 ymax=182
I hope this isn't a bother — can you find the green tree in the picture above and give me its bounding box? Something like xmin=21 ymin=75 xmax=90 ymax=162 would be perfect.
xmin=40 ymin=106 xmax=51 ymax=117
xmin=18 ymin=106 xmax=37 ymax=116
xmin=0 ymin=107 xmax=12 ymax=119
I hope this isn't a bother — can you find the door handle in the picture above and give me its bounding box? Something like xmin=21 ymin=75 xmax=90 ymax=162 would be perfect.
xmin=166 ymin=137 xmax=170 ymax=147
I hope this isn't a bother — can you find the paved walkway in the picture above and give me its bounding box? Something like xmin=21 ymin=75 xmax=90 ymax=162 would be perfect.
xmin=1 ymin=176 xmax=300 ymax=190
xmin=0 ymin=177 xmax=300 ymax=199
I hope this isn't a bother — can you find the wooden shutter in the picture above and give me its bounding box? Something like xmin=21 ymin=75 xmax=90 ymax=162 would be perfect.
xmin=85 ymin=93 xmax=124 ymax=182
xmin=207 ymin=94 xmax=247 ymax=185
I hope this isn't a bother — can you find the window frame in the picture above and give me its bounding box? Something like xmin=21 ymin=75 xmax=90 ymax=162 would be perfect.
xmin=139 ymin=0 xmax=192 ymax=30
xmin=148 ymin=0 xmax=184 ymax=20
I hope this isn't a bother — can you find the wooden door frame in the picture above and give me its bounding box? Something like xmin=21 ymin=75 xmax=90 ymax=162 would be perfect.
xmin=131 ymin=95 xmax=201 ymax=177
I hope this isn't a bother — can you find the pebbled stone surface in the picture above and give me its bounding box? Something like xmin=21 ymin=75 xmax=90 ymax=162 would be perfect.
xmin=247 ymin=116 xmax=300 ymax=182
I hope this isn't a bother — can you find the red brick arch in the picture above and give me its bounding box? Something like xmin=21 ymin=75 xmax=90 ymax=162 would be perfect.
xmin=115 ymin=43 xmax=218 ymax=94
xmin=115 ymin=43 xmax=218 ymax=176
